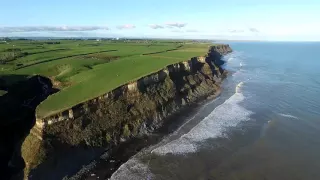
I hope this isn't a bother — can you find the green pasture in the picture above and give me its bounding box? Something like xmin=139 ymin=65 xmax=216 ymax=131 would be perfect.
xmin=0 ymin=39 xmax=213 ymax=118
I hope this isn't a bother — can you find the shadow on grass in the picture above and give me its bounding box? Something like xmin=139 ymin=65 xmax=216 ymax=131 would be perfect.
xmin=0 ymin=74 xmax=30 ymax=91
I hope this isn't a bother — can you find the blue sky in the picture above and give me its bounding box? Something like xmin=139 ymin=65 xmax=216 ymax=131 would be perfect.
xmin=1 ymin=0 xmax=320 ymax=41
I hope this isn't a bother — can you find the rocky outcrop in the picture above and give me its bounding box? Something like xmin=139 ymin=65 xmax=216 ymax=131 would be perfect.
xmin=21 ymin=44 xmax=232 ymax=179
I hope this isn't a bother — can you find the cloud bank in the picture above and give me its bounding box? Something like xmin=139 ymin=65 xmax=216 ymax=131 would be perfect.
xmin=186 ymin=29 xmax=198 ymax=32
xmin=148 ymin=22 xmax=188 ymax=29
xmin=249 ymin=28 xmax=259 ymax=33
xmin=228 ymin=27 xmax=260 ymax=34
xmin=116 ymin=24 xmax=136 ymax=30
xmin=229 ymin=29 xmax=245 ymax=33
xmin=0 ymin=26 xmax=109 ymax=33
xmin=149 ymin=24 xmax=164 ymax=29
xmin=166 ymin=22 xmax=187 ymax=28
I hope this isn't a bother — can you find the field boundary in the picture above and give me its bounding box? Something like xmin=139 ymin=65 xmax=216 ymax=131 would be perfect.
xmin=15 ymin=50 xmax=118 ymax=70
xmin=141 ymin=45 xmax=183 ymax=55
xmin=28 ymin=48 xmax=69 ymax=55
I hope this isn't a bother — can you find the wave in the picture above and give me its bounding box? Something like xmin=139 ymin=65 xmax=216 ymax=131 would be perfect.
xmin=151 ymin=84 xmax=252 ymax=155
xmin=227 ymin=57 xmax=234 ymax=62
xmin=224 ymin=51 xmax=244 ymax=66
xmin=109 ymin=98 xmax=223 ymax=180
xmin=171 ymin=97 xmax=221 ymax=136
xmin=278 ymin=113 xmax=299 ymax=119
xmin=110 ymin=158 xmax=154 ymax=180
xmin=236 ymin=81 xmax=244 ymax=93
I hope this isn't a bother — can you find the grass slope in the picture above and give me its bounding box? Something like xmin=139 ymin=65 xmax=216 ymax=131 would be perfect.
xmin=0 ymin=39 xmax=212 ymax=118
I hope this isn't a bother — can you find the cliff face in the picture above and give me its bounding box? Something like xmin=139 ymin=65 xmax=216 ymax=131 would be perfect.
xmin=23 ymin=44 xmax=232 ymax=179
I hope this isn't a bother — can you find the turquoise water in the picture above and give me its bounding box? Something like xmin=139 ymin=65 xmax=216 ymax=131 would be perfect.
xmin=110 ymin=42 xmax=320 ymax=180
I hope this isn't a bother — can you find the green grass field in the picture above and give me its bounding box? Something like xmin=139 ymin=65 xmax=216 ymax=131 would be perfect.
xmin=0 ymin=39 xmax=213 ymax=118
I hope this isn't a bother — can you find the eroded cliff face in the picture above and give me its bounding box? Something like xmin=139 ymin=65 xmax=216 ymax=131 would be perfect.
xmin=22 ymin=44 xmax=232 ymax=179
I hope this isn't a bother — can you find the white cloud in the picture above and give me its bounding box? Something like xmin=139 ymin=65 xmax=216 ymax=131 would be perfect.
xmin=166 ymin=22 xmax=187 ymax=28
xmin=186 ymin=29 xmax=199 ymax=32
xmin=149 ymin=24 xmax=164 ymax=29
xmin=249 ymin=28 xmax=259 ymax=33
xmin=116 ymin=24 xmax=136 ymax=30
xmin=0 ymin=26 xmax=109 ymax=32
xmin=148 ymin=22 xmax=188 ymax=30
xmin=227 ymin=27 xmax=260 ymax=34
xmin=171 ymin=29 xmax=184 ymax=33
xmin=229 ymin=29 xmax=245 ymax=33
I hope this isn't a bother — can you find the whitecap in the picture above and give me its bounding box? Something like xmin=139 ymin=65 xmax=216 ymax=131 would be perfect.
xmin=236 ymin=81 xmax=244 ymax=93
xmin=278 ymin=113 xmax=299 ymax=119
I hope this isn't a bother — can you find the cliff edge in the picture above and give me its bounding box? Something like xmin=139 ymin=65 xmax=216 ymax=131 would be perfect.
xmin=20 ymin=44 xmax=232 ymax=179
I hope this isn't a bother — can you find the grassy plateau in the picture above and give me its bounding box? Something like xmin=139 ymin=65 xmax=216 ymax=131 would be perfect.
xmin=0 ymin=39 xmax=212 ymax=118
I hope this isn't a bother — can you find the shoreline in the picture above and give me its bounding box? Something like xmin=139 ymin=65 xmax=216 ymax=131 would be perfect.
xmin=70 ymin=84 xmax=224 ymax=180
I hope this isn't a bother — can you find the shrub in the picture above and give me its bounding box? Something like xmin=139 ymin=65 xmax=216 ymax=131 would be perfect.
xmin=0 ymin=50 xmax=28 ymax=64
xmin=122 ymin=124 xmax=131 ymax=137
xmin=105 ymin=133 xmax=112 ymax=143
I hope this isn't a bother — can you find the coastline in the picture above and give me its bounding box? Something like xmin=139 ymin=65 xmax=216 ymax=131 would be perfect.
xmin=70 ymin=86 xmax=224 ymax=180
xmin=19 ymin=44 xmax=232 ymax=179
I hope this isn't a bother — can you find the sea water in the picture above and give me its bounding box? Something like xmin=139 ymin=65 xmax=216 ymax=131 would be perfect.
xmin=110 ymin=42 xmax=320 ymax=180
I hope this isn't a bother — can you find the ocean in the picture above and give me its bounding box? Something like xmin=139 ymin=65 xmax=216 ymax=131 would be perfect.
xmin=109 ymin=42 xmax=320 ymax=180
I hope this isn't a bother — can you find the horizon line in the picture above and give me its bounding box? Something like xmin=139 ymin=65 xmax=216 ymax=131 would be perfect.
xmin=1 ymin=36 xmax=320 ymax=42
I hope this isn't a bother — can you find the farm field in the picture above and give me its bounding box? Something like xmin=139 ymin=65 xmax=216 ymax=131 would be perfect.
xmin=0 ymin=39 xmax=213 ymax=118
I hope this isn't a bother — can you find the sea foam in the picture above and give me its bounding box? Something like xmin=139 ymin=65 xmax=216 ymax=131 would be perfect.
xmin=110 ymin=158 xmax=154 ymax=180
xmin=111 ymin=84 xmax=252 ymax=179
xmin=152 ymin=83 xmax=252 ymax=155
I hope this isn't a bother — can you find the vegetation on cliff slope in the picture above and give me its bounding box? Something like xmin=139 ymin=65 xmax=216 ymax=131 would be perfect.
xmin=0 ymin=39 xmax=213 ymax=118
xmin=21 ymin=134 xmax=47 ymax=176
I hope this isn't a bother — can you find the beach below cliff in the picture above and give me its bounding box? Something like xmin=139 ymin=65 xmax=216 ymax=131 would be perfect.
xmin=69 ymin=86 xmax=224 ymax=180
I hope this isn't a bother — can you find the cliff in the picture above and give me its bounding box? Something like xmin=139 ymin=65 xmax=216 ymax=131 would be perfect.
xmin=0 ymin=75 xmax=54 ymax=180
xmin=20 ymin=44 xmax=232 ymax=179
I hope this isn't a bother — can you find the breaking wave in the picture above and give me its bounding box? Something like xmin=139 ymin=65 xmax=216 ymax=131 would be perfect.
xmin=110 ymin=158 xmax=154 ymax=180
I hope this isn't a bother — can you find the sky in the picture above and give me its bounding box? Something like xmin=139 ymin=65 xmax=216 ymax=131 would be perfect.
xmin=1 ymin=0 xmax=320 ymax=41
